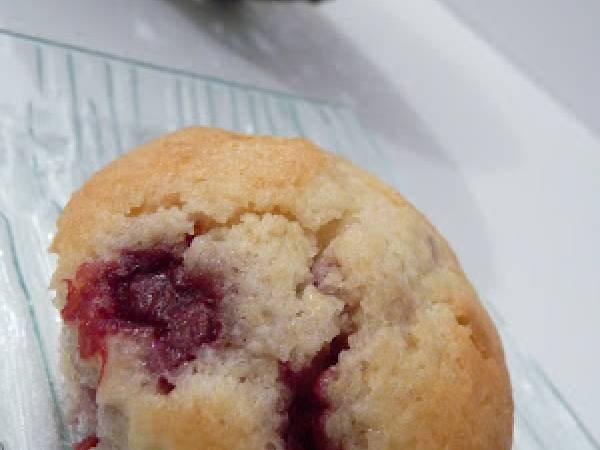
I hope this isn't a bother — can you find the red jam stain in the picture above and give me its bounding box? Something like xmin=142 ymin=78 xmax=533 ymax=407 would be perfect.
xmin=156 ymin=376 xmax=176 ymax=395
xmin=62 ymin=247 xmax=222 ymax=374
xmin=281 ymin=334 xmax=348 ymax=450
xmin=73 ymin=435 xmax=99 ymax=450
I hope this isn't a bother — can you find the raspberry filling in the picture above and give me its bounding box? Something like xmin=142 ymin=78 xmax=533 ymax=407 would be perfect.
xmin=73 ymin=436 xmax=99 ymax=450
xmin=282 ymin=334 xmax=348 ymax=450
xmin=62 ymin=246 xmax=222 ymax=374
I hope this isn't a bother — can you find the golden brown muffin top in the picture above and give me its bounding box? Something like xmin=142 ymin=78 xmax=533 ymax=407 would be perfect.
xmin=53 ymin=127 xmax=512 ymax=450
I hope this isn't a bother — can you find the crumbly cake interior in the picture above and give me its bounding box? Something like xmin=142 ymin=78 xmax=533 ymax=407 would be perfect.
xmin=52 ymin=128 xmax=512 ymax=450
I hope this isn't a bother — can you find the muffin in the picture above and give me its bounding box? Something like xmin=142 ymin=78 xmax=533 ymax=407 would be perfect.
xmin=51 ymin=127 xmax=513 ymax=450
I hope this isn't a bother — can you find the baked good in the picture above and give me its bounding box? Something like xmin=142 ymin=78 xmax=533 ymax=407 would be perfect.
xmin=52 ymin=127 xmax=513 ymax=450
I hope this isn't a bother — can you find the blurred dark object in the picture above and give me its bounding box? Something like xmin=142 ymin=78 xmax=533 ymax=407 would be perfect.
xmin=215 ymin=0 xmax=327 ymax=2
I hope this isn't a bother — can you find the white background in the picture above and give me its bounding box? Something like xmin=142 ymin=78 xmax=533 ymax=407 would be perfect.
xmin=1 ymin=0 xmax=599 ymax=442
xmin=441 ymin=0 xmax=600 ymax=139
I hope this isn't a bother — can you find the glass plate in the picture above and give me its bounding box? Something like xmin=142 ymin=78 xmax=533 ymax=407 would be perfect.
xmin=0 ymin=29 xmax=597 ymax=450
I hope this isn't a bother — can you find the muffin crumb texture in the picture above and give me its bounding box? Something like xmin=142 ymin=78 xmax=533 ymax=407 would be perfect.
xmin=52 ymin=128 xmax=513 ymax=450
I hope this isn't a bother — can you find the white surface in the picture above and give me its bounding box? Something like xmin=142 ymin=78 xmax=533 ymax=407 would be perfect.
xmin=1 ymin=0 xmax=599 ymax=442
xmin=441 ymin=0 xmax=600 ymax=138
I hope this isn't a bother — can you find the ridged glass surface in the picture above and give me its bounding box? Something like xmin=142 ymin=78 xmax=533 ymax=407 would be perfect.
xmin=0 ymin=29 xmax=597 ymax=450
